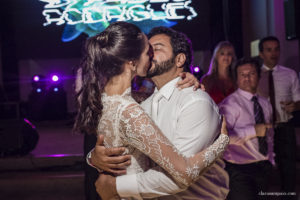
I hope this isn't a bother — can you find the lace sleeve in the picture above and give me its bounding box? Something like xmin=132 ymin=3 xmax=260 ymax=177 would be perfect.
xmin=119 ymin=103 xmax=229 ymax=187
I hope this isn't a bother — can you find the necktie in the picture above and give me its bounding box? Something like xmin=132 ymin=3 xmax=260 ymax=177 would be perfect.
xmin=268 ymin=70 xmax=276 ymax=123
xmin=251 ymin=96 xmax=268 ymax=156
xmin=151 ymin=92 xmax=163 ymax=122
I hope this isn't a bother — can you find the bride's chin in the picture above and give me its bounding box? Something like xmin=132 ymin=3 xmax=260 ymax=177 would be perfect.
xmin=137 ymin=64 xmax=152 ymax=77
xmin=137 ymin=71 xmax=147 ymax=77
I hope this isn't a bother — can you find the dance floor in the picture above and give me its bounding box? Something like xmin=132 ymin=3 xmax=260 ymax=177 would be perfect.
xmin=0 ymin=119 xmax=300 ymax=199
xmin=0 ymin=120 xmax=85 ymax=200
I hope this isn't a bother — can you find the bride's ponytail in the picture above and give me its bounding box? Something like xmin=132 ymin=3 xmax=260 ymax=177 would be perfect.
xmin=74 ymin=22 xmax=145 ymax=134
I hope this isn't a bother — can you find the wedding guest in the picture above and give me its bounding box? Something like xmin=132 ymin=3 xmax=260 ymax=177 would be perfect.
xmin=201 ymin=41 xmax=236 ymax=104
xmin=219 ymin=58 xmax=274 ymax=200
xmin=257 ymin=36 xmax=300 ymax=198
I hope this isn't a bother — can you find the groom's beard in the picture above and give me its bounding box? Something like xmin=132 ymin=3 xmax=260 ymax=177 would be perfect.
xmin=146 ymin=56 xmax=175 ymax=78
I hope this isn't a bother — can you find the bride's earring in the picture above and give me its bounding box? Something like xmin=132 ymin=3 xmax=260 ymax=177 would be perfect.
xmin=132 ymin=65 xmax=137 ymax=73
xmin=129 ymin=61 xmax=137 ymax=73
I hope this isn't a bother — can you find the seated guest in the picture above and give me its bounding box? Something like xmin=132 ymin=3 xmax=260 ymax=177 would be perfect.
xmin=219 ymin=58 xmax=274 ymax=200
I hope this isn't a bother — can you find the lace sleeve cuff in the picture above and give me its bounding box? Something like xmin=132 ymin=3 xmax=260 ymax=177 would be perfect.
xmin=204 ymin=134 xmax=229 ymax=167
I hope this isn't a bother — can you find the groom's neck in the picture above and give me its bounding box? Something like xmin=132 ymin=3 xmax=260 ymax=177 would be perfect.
xmin=152 ymin=68 xmax=182 ymax=90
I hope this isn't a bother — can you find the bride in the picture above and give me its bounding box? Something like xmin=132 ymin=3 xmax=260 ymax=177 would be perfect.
xmin=74 ymin=22 xmax=229 ymax=199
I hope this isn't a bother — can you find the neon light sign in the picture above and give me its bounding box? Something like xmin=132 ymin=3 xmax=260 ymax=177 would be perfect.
xmin=39 ymin=0 xmax=198 ymax=42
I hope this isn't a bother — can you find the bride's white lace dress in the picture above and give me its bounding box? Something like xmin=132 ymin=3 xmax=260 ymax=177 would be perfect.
xmin=98 ymin=88 xmax=229 ymax=194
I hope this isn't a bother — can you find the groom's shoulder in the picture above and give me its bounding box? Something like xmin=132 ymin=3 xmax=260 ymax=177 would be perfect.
xmin=178 ymin=87 xmax=215 ymax=105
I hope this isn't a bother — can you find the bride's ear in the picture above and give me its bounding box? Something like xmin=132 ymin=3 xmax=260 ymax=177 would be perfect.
xmin=124 ymin=61 xmax=137 ymax=73
xmin=128 ymin=61 xmax=137 ymax=72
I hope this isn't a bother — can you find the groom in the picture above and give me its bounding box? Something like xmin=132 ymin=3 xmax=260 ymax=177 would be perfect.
xmin=90 ymin=27 xmax=229 ymax=199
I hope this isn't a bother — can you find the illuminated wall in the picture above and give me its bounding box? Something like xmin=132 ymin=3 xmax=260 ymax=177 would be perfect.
xmin=0 ymin=0 xmax=244 ymax=105
xmin=39 ymin=0 xmax=198 ymax=42
xmin=10 ymin=0 xmax=212 ymax=59
xmin=242 ymin=0 xmax=299 ymax=73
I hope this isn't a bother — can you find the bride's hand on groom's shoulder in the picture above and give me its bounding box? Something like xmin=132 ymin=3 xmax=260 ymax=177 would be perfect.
xmin=177 ymin=72 xmax=203 ymax=91
xmin=91 ymin=134 xmax=132 ymax=175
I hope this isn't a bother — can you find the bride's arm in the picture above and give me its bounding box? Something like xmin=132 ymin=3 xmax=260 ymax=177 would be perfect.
xmin=120 ymin=103 xmax=229 ymax=187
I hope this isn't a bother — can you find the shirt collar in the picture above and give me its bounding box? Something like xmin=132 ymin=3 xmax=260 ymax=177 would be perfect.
xmin=262 ymin=64 xmax=279 ymax=72
xmin=153 ymin=77 xmax=181 ymax=101
xmin=237 ymin=88 xmax=257 ymax=101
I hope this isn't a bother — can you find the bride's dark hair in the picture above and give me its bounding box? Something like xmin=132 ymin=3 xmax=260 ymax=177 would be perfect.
xmin=74 ymin=22 xmax=145 ymax=134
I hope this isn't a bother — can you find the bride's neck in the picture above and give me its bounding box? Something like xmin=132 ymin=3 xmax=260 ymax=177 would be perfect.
xmin=104 ymin=69 xmax=133 ymax=95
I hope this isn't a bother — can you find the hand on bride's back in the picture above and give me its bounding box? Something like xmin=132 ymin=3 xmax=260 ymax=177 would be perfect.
xmin=91 ymin=135 xmax=131 ymax=175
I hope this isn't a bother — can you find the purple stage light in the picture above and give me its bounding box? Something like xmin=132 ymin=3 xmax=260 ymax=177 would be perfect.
xmin=46 ymin=154 xmax=72 ymax=158
xmin=54 ymin=87 xmax=59 ymax=92
xmin=193 ymin=66 xmax=200 ymax=73
xmin=33 ymin=75 xmax=40 ymax=82
xmin=24 ymin=118 xmax=36 ymax=129
xmin=52 ymin=75 xmax=59 ymax=82
xmin=36 ymin=88 xmax=42 ymax=93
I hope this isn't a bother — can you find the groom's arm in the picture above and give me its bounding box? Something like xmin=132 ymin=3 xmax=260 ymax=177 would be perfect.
xmin=117 ymin=95 xmax=221 ymax=199
xmin=88 ymin=135 xmax=131 ymax=175
xmin=117 ymin=97 xmax=220 ymax=198
xmin=95 ymin=174 xmax=119 ymax=200
xmin=93 ymin=93 xmax=220 ymax=199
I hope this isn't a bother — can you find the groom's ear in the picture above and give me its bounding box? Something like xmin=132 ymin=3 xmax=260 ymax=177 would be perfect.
xmin=175 ymin=53 xmax=186 ymax=68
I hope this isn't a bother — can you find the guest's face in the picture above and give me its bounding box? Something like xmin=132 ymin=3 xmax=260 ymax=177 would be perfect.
xmin=147 ymin=34 xmax=175 ymax=78
xmin=237 ymin=64 xmax=258 ymax=94
xmin=135 ymin=34 xmax=152 ymax=77
xmin=216 ymin=46 xmax=234 ymax=68
xmin=259 ymin=40 xmax=280 ymax=68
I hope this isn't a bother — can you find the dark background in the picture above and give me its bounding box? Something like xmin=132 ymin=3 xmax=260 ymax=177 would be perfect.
xmin=0 ymin=0 xmax=243 ymax=100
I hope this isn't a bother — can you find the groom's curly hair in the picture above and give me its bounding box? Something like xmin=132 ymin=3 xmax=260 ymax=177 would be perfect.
xmin=148 ymin=27 xmax=193 ymax=73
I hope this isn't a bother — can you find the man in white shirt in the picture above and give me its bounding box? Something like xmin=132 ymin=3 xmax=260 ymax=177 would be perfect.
xmin=91 ymin=27 xmax=229 ymax=199
xmin=257 ymin=36 xmax=300 ymax=197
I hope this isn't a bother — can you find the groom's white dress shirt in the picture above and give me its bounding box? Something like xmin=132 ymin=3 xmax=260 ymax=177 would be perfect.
xmin=116 ymin=77 xmax=229 ymax=199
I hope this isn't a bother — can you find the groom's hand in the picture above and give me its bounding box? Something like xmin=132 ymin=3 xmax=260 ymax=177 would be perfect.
xmin=95 ymin=173 xmax=120 ymax=200
xmin=91 ymin=135 xmax=131 ymax=175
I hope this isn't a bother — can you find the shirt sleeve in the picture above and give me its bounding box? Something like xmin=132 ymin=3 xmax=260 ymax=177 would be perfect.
xmin=219 ymin=101 xmax=256 ymax=145
xmin=290 ymin=70 xmax=300 ymax=102
xmin=117 ymin=98 xmax=227 ymax=198
xmin=118 ymin=103 xmax=229 ymax=194
xmin=117 ymin=166 xmax=185 ymax=199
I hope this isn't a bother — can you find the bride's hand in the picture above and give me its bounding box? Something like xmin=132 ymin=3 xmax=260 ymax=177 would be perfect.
xmin=176 ymin=72 xmax=201 ymax=91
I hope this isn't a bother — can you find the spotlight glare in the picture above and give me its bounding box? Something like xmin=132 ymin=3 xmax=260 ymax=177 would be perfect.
xmin=36 ymin=88 xmax=42 ymax=93
xmin=54 ymin=87 xmax=59 ymax=92
xmin=52 ymin=75 xmax=59 ymax=82
xmin=193 ymin=66 xmax=200 ymax=73
xmin=33 ymin=75 xmax=40 ymax=82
